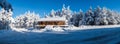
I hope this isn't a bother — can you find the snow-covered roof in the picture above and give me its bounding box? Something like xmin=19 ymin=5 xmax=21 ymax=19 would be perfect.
xmin=38 ymin=17 xmax=66 ymax=21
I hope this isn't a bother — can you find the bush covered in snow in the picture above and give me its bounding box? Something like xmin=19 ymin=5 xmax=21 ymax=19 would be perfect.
xmin=14 ymin=11 xmax=40 ymax=28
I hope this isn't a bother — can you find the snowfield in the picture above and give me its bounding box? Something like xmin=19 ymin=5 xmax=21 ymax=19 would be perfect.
xmin=0 ymin=25 xmax=120 ymax=44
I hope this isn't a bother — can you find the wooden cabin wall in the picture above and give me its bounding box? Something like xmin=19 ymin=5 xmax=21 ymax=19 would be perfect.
xmin=38 ymin=21 xmax=65 ymax=26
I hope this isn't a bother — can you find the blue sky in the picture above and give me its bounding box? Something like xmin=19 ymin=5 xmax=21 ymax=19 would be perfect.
xmin=7 ymin=0 xmax=120 ymax=17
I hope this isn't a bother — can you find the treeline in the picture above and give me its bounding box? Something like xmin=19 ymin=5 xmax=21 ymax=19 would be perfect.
xmin=1 ymin=5 xmax=120 ymax=29
xmin=45 ymin=5 xmax=120 ymax=27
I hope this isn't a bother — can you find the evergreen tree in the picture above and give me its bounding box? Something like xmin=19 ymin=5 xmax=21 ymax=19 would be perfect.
xmin=50 ymin=9 xmax=56 ymax=17
xmin=78 ymin=9 xmax=84 ymax=26
xmin=94 ymin=6 xmax=102 ymax=25
xmin=85 ymin=7 xmax=94 ymax=25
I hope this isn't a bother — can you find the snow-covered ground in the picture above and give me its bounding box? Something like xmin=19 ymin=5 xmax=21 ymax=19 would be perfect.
xmin=0 ymin=25 xmax=120 ymax=44
xmin=11 ymin=25 xmax=120 ymax=32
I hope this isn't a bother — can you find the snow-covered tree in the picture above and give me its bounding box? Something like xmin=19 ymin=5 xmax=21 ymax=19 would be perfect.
xmin=107 ymin=10 xmax=118 ymax=25
xmin=85 ymin=7 xmax=94 ymax=25
xmin=50 ymin=9 xmax=56 ymax=17
xmin=94 ymin=6 xmax=102 ymax=25
xmin=78 ymin=9 xmax=84 ymax=26
xmin=48 ymin=4 xmax=72 ymax=19
xmin=70 ymin=12 xmax=78 ymax=26
xmin=0 ymin=8 xmax=13 ymax=29
xmin=94 ymin=7 xmax=108 ymax=25
xmin=61 ymin=5 xmax=72 ymax=20
xmin=70 ymin=10 xmax=84 ymax=27
xmin=14 ymin=11 xmax=40 ymax=28
xmin=99 ymin=7 xmax=108 ymax=25
xmin=113 ymin=12 xmax=120 ymax=24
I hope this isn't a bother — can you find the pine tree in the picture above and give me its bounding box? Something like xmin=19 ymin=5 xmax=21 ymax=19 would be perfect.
xmin=85 ymin=7 xmax=94 ymax=25
xmin=94 ymin=6 xmax=102 ymax=25
xmin=79 ymin=9 xmax=84 ymax=26
xmin=100 ymin=7 xmax=108 ymax=25
xmin=71 ymin=12 xmax=77 ymax=26
xmin=107 ymin=10 xmax=118 ymax=25
xmin=50 ymin=9 xmax=56 ymax=17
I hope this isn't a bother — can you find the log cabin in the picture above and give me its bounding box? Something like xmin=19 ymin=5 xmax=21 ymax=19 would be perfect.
xmin=36 ymin=17 xmax=67 ymax=28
